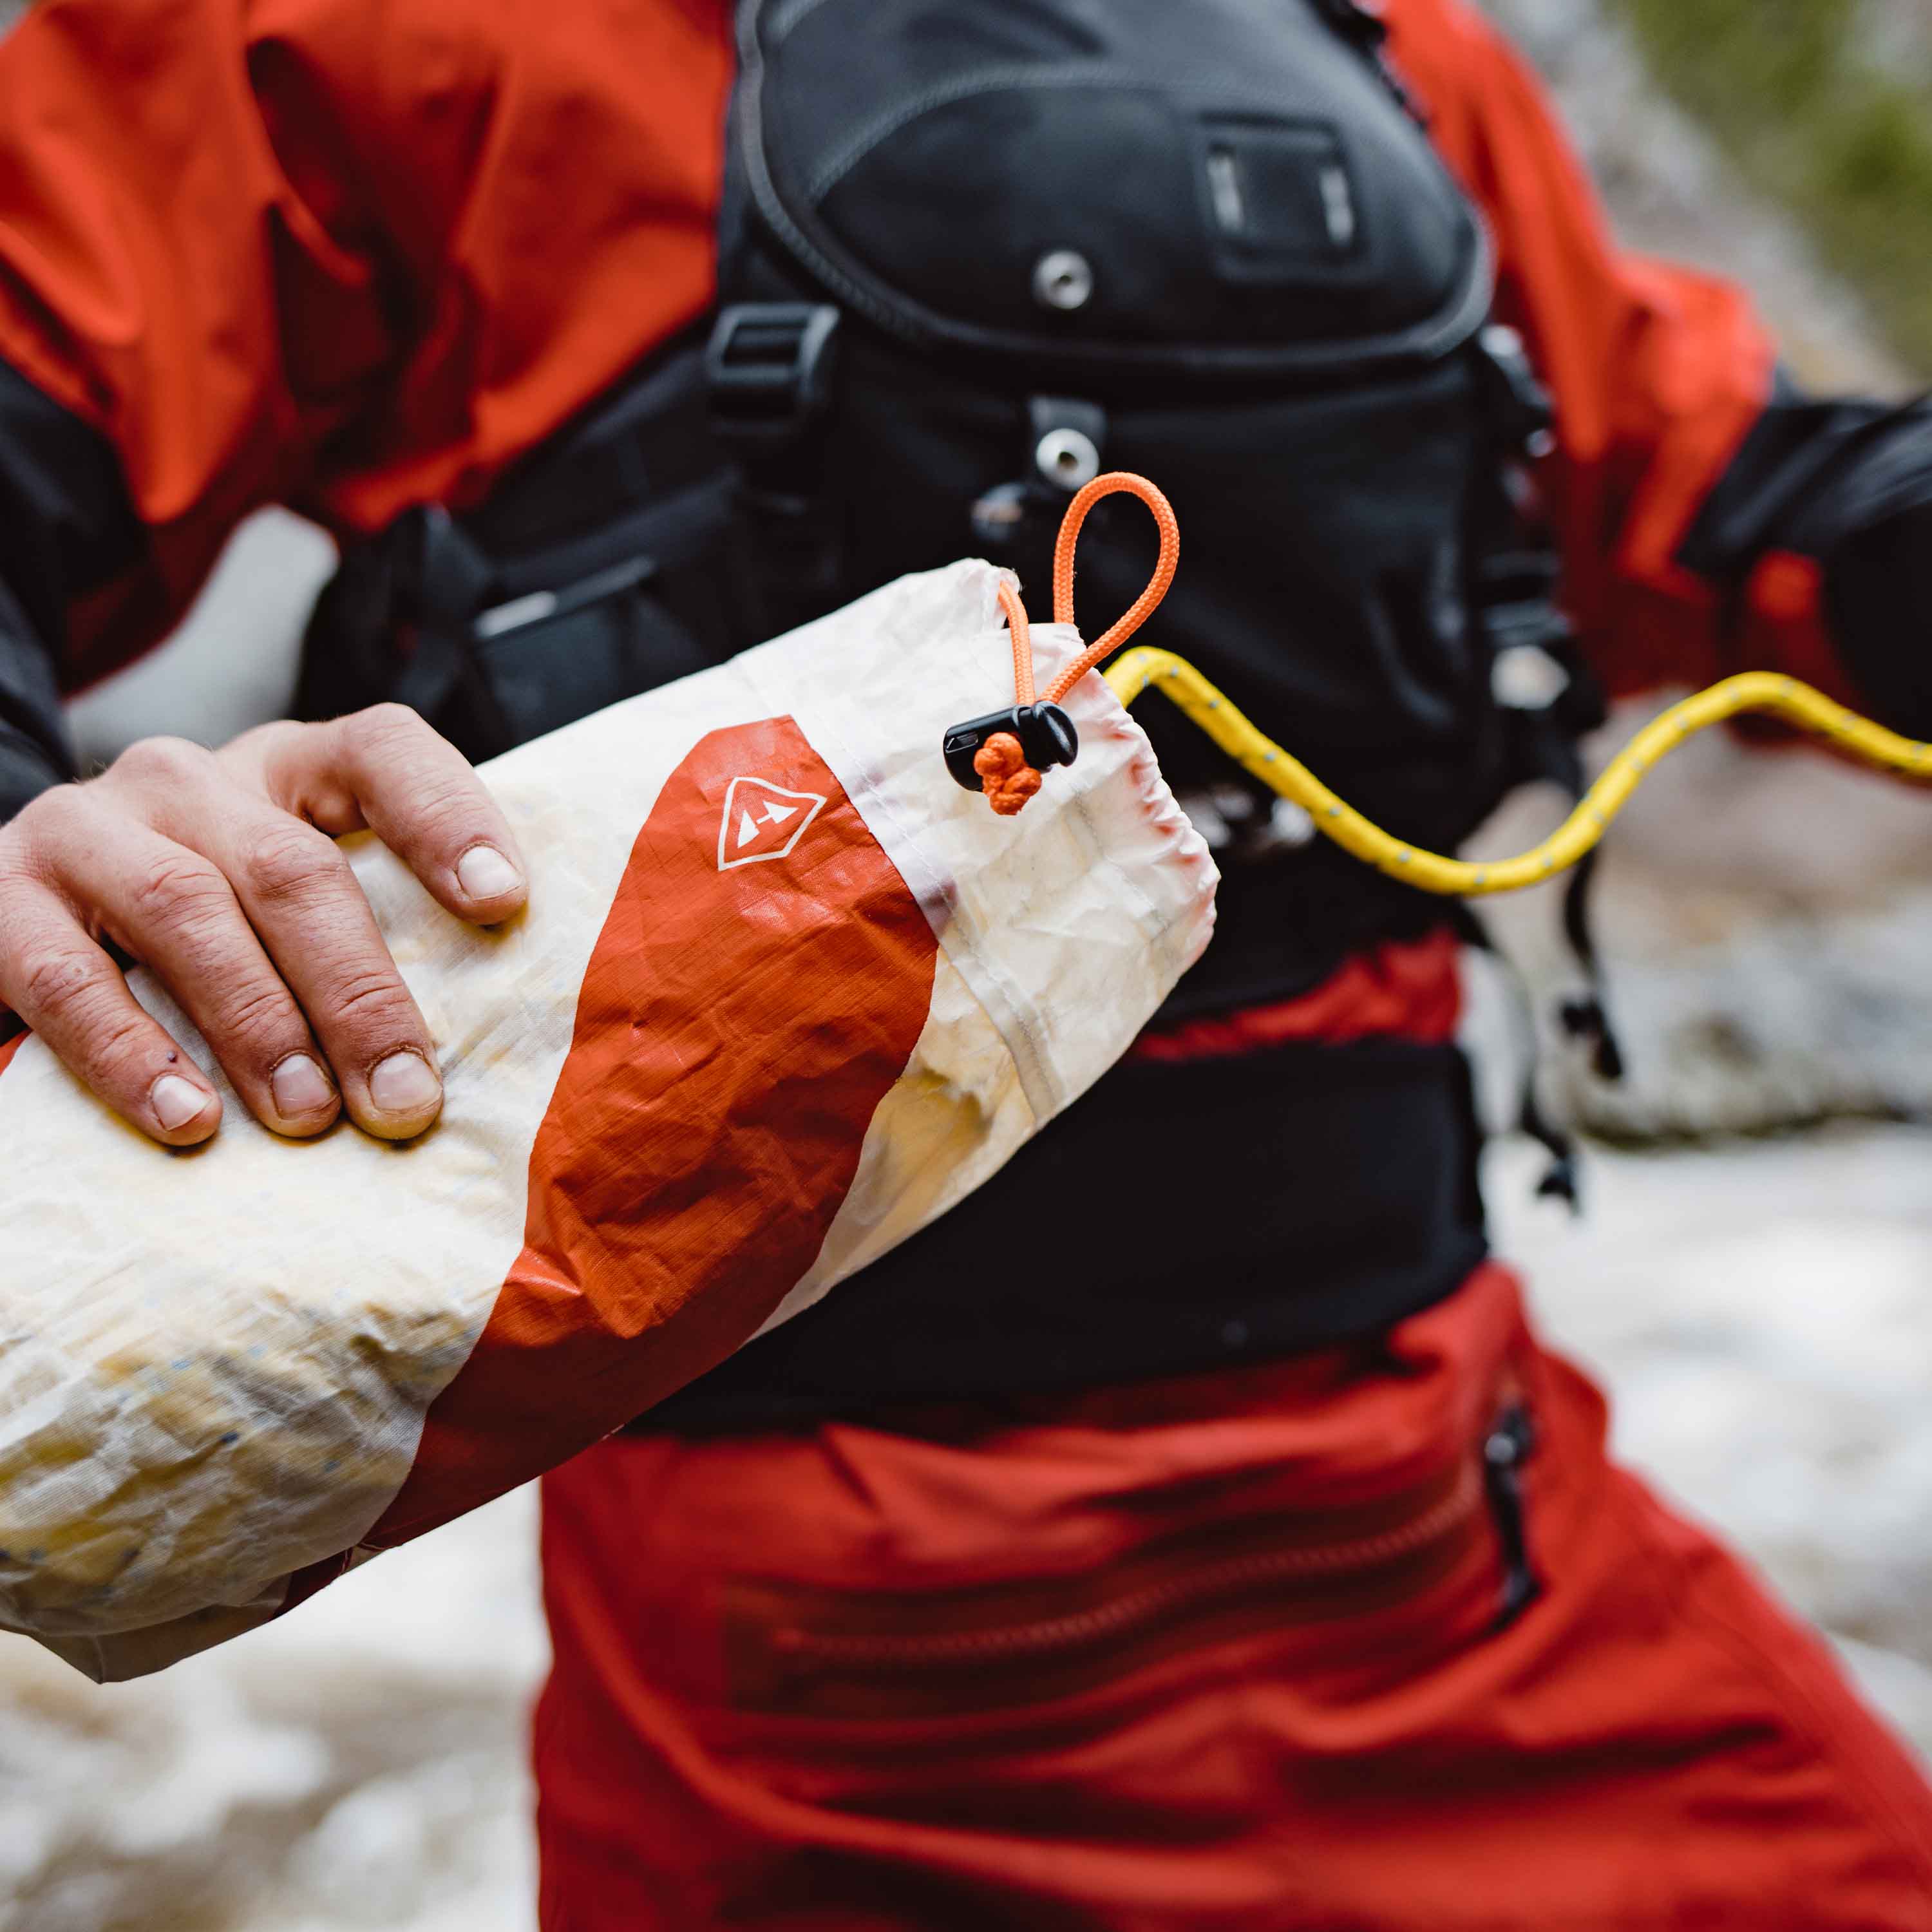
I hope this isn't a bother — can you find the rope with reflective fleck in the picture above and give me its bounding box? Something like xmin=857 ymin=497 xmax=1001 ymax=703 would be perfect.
xmin=976 ymin=473 xmax=1932 ymax=878
xmin=1101 ymin=647 xmax=1932 ymax=896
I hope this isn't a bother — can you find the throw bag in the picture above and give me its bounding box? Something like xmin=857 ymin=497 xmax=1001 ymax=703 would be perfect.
xmin=0 ymin=550 xmax=1216 ymax=1680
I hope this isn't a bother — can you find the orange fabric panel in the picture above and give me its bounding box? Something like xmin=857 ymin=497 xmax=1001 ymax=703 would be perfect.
xmin=1129 ymin=929 xmax=1462 ymax=1061
xmin=1381 ymin=0 xmax=1858 ymax=708
xmin=367 ymin=717 xmax=938 ymax=1546
xmin=0 ymin=1034 xmax=23 ymax=1081
xmin=1739 ymin=548 xmax=1841 ymax=697
xmin=0 ymin=0 xmax=734 ymax=686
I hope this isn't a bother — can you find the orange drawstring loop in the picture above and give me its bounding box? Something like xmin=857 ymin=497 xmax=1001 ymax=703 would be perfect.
xmin=1045 ymin=472 xmax=1180 ymax=704
xmin=976 ymin=472 xmax=1179 ymax=813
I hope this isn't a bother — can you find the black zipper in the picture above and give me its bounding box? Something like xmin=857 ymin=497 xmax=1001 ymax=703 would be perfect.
xmin=1482 ymin=1399 xmax=1539 ymax=1631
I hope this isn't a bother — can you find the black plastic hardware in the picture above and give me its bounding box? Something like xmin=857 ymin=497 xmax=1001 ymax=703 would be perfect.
xmin=1482 ymin=1402 xmax=1540 ymax=1629
xmin=705 ymin=303 xmax=841 ymax=451
xmin=1475 ymin=323 xmax=1557 ymax=459
xmin=1311 ymin=0 xmax=1388 ymax=45
xmin=942 ymin=703 xmax=1080 ymax=793
xmin=1558 ymin=990 xmax=1627 ymax=1083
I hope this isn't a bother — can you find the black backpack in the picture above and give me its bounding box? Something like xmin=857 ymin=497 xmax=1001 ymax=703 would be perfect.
xmin=298 ymin=0 xmax=1616 ymax=1417
xmin=301 ymin=0 xmax=1604 ymax=1018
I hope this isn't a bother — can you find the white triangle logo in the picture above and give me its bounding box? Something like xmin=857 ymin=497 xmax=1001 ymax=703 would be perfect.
xmin=717 ymin=775 xmax=828 ymax=872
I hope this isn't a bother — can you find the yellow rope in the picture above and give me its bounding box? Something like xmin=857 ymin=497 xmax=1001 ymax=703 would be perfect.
xmin=1103 ymin=648 xmax=1932 ymax=896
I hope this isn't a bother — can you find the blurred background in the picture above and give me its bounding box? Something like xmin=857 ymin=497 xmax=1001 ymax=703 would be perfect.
xmin=0 ymin=1 xmax=1929 ymax=1926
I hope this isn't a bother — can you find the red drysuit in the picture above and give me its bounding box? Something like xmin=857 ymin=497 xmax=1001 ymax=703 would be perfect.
xmin=538 ymin=1258 xmax=1932 ymax=1928
xmin=0 ymin=0 xmax=1927 ymax=1924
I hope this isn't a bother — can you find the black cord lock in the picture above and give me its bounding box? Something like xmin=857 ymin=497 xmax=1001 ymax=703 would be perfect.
xmin=942 ymin=703 xmax=1079 ymax=793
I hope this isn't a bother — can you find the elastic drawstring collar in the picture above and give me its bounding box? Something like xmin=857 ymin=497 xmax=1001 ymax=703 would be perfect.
xmin=943 ymin=472 xmax=1180 ymax=815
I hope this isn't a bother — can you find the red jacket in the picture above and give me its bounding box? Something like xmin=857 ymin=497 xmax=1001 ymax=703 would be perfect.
xmin=0 ymin=0 xmax=1870 ymax=709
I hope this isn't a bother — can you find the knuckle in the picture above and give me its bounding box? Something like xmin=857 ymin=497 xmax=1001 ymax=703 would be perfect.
xmin=113 ymin=735 xmax=211 ymax=791
xmin=411 ymin=773 xmax=489 ymax=841
xmin=11 ymin=783 xmax=85 ymax=852
xmin=240 ymin=820 xmax=346 ymax=907
xmin=126 ymin=852 xmax=232 ymax=933
xmin=91 ymin=1008 xmax=161 ymax=1075
xmin=18 ymin=954 xmax=142 ymax=1076
xmin=211 ymin=977 xmax=301 ymax=1056
xmin=220 ymin=720 xmax=287 ymax=762
xmin=21 ymin=949 xmax=102 ymax=1023
xmin=325 ymin=962 xmax=417 ymax=1040
xmin=346 ymin=703 xmax=429 ymax=759
xmin=78 ymin=1010 xmax=155 ymax=1084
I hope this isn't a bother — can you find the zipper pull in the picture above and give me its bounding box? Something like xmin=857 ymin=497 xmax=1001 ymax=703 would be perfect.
xmin=1482 ymin=1402 xmax=1539 ymax=1630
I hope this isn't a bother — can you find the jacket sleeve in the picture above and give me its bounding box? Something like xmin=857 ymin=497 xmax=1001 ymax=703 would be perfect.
xmin=0 ymin=0 xmax=730 ymax=732
xmin=0 ymin=359 xmax=124 ymax=815
xmin=1381 ymin=0 xmax=1932 ymax=734
xmin=0 ymin=584 xmax=77 ymax=823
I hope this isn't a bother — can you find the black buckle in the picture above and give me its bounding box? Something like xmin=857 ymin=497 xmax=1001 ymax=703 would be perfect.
xmin=390 ymin=504 xmax=495 ymax=630
xmin=705 ymin=303 xmax=840 ymax=452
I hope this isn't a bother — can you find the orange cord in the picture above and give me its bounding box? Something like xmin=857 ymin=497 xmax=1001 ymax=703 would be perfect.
xmin=995 ymin=577 xmax=1036 ymax=707
xmin=974 ymin=472 xmax=1180 ymax=813
xmin=973 ymin=732 xmax=1044 ymax=815
xmin=1045 ymin=472 xmax=1180 ymax=703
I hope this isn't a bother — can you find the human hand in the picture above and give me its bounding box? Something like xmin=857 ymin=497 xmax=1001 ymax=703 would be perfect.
xmin=0 ymin=705 xmax=526 ymax=1145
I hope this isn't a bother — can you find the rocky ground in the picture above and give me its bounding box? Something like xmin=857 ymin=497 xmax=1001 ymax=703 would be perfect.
xmin=0 ymin=2 xmax=1928 ymax=1927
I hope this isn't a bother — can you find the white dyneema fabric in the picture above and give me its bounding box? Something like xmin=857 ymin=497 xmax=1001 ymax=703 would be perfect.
xmin=0 ymin=558 xmax=1216 ymax=1680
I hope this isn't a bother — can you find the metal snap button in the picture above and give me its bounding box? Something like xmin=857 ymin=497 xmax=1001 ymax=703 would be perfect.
xmin=1032 ymin=249 xmax=1094 ymax=312
xmin=1035 ymin=426 xmax=1101 ymax=491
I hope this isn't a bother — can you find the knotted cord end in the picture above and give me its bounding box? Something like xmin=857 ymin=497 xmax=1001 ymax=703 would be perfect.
xmin=974 ymin=732 xmax=1043 ymax=815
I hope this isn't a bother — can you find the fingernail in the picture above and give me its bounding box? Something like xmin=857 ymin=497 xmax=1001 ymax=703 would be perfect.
xmin=270 ymin=1054 xmax=334 ymax=1118
xmin=369 ymin=1051 xmax=441 ymax=1116
xmin=151 ymin=1074 xmax=212 ymax=1130
xmin=456 ymin=845 xmax=522 ymax=902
